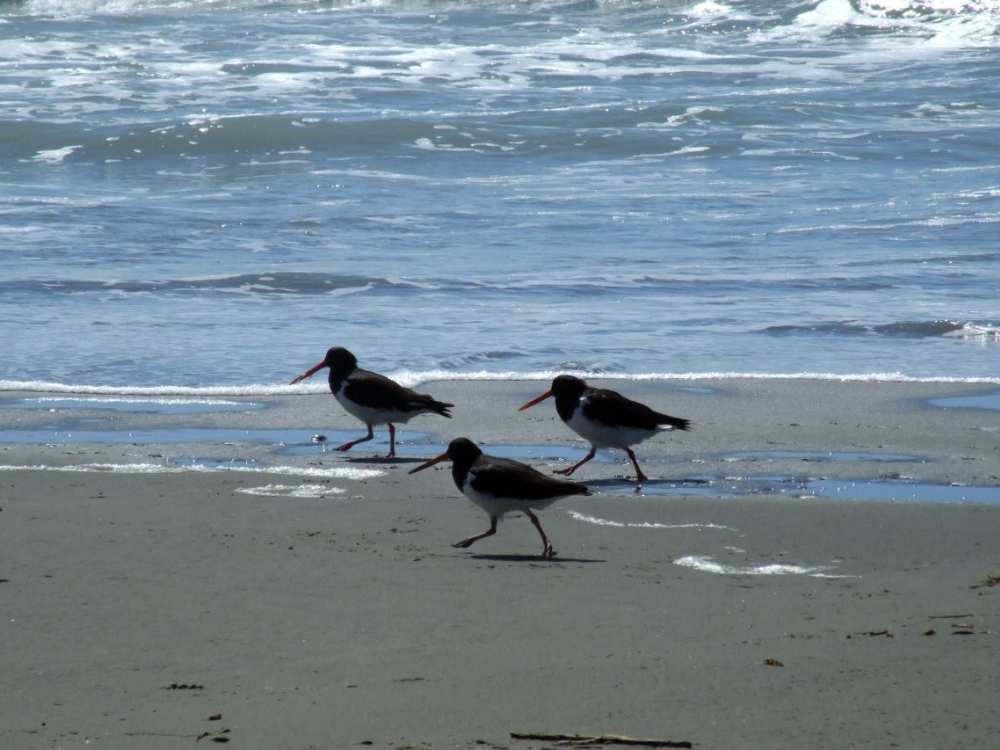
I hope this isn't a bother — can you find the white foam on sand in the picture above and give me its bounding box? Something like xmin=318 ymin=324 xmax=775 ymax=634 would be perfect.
xmin=240 ymin=464 xmax=383 ymax=480
xmin=0 ymin=463 xmax=384 ymax=479
xmin=235 ymin=483 xmax=345 ymax=498
xmin=674 ymin=554 xmax=856 ymax=578
xmin=567 ymin=510 xmax=736 ymax=532
xmin=0 ymin=462 xmax=181 ymax=474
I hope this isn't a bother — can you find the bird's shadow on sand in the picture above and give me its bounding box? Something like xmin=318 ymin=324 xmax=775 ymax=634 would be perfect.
xmin=345 ymin=456 xmax=427 ymax=465
xmin=578 ymin=477 xmax=644 ymax=494
xmin=582 ymin=477 xmax=644 ymax=487
xmin=465 ymin=553 xmax=605 ymax=564
xmin=582 ymin=477 xmax=710 ymax=494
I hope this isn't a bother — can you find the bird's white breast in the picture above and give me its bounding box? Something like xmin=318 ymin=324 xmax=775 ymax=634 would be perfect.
xmin=334 ymin=385 xmax=416 ymax=425
xmin=459 ymin=471 xmax=560 ymax=518
xmin=566 ymin=396 xmax=657 ymax=449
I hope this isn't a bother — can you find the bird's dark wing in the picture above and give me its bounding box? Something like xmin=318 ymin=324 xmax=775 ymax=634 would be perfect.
xmin=346 ymin=370 xmax=453 ymax=416
xmin=585 ymin=388 xmax=691 ymax=431
xmin=470 ymin=456 xmax=590 ymax=500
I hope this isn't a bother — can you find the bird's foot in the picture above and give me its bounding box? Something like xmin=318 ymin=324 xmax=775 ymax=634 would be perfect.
xmin=542 ymin=544 xmax=557 ymax=560
xmin=553 ymin=466 xmax=575 ymax=476
xmin=452 ymin=539 xmax=475 ymax=549
xmin=385 ymin=451 xmax=396 ymax=459
xmin=334 ymin=442 xmax=354 ymax=452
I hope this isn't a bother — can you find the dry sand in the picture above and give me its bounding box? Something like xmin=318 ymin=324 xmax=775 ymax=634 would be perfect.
xmin=1 ymin=378 xmax=999 ymax=749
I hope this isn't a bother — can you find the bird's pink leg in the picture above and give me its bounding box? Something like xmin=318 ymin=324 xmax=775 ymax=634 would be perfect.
xmin=387 ymin=423 xmax=396 ymax=458
xmin=336 ymin=425 xmax=374 ymax=452
xmin=453 ymin=517 xmax=497 ymax=549
xmin=525 ymin=509 xmax=555 ymax=559
xmin=554 ymin=446 xmax=596 ymax=476
xmin=625 ymin=448 xmax=649 ymax=483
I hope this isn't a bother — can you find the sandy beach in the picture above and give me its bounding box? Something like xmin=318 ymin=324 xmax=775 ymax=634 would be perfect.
xmin=2 ymin=378 xmax=999 ymax=749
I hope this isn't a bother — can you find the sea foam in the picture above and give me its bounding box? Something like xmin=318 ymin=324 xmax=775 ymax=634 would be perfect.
xmin=674 ymin=555 xmax=855 ymax=578
xmin=2 ymin=369 xmax=999 ymax=398
xmin=567 ymin=510 xmax=736 ymax=532
xmin=0 ymin=463 xmax=384 ymax=479
xmin=234 ymin=483 xmax=345 ymax=498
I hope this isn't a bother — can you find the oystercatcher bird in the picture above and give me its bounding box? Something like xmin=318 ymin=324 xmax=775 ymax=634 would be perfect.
xmin=518 ymin=375 xmax=691 ymax=483
xmin=290 ymin=347 xmax=453 ymax=458
xmin=409 ymin=437 xmax=590 ymax=558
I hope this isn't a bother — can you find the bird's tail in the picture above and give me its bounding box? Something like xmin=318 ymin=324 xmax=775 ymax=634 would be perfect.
xmin=422 ymin=397 xmax=454 ymax=418
xmin=658 ymin=415 xmax=691 ymax=431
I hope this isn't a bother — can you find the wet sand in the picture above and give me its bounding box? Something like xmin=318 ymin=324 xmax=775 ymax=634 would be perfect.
xmin=2 ymin=378 xmax=999 ymax=749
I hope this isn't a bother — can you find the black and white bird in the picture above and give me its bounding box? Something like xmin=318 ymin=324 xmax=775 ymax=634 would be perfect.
xmin=290 ymin=347 xmax=453 ymax=458
xmin=518 ymin=374 xmax=691 ymax=483
xmin=409 ymin=437 xmax=590 ymax=559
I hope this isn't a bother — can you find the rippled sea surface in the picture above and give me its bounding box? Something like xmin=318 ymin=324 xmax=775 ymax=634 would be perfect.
xmin=2 ymin=0 xmax=999 ymax=388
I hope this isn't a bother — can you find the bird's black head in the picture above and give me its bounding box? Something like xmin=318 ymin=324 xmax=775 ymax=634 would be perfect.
xmin=408 ymin=436 xmax=482 ymax=476
xmin=290 ymin=346 xmax=359 ymax=387
xmin=324 ymin=347 xmax=358 ymax=376
xmin=517 ymin=374 xmax=588 ymax=415
xmin=551 ymin=374 xmax=587 ymax=399
xmin=446 ymin=437 xmax=482 ymax=465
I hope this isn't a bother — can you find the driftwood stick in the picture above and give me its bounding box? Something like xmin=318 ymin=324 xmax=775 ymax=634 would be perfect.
xmin=510 ymin=731 xmax=692 ymax=748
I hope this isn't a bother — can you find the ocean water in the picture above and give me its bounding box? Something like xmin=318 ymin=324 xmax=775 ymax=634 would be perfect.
xmin=2 ymin=0 xmax=999 ymax=392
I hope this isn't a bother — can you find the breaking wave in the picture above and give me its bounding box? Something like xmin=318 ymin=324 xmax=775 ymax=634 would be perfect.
xmin=3 ymin=369 xmax=1000 ymax=397
xmin=0 ymin=272 xmax=424 ymax=297
xmin=0 ymin=271 xmax=948 ymax=299
xmin=759 ymin=320 xmax=1000 ymax=339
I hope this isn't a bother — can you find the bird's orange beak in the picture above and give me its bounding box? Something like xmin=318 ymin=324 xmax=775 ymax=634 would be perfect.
xmin=408 ymin=452 xmax=450 ymax=474
xmin=290 ymin=360 xmax=326 ymax=385
xmin=517 ymin=388 xmax=553 ymax=411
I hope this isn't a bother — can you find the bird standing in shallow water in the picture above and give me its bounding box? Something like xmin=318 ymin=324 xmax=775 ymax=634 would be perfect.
xmin=290 ymin=347 xmax=453 ymax=458
xmin=519 ymin=374 xmax=691 ymax=483
xmin=409 ymin=437 xmax=590 ymax=559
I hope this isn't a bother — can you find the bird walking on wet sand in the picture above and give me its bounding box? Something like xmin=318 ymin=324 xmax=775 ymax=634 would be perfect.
xmin=518 ymin=375 xmax=691 ymax=483
xmin=290 ymin=347 xmax=453 ymax=458
xmin=409 ymin=437 xmax=590 ymax=559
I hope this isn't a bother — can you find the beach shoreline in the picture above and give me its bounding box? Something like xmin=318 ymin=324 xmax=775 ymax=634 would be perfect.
xmin=2 ymin=378 xmax=999 ymax=748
